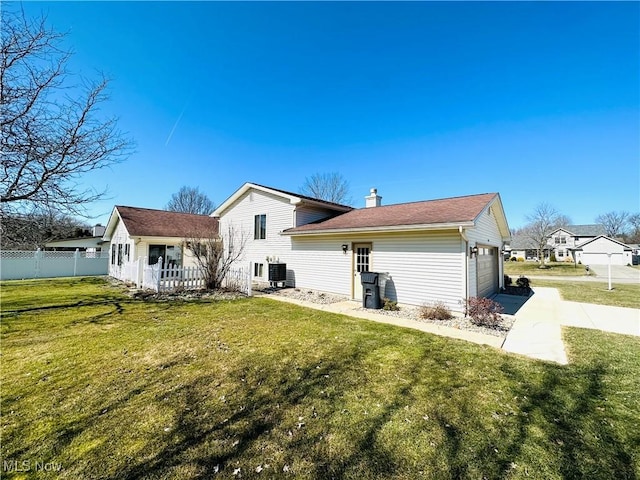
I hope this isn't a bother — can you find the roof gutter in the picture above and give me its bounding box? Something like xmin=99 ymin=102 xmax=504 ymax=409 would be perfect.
xmin=282 ymin=221 xmax=474 ymax=236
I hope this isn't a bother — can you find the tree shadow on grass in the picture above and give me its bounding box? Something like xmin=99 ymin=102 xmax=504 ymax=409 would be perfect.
xmin=494 ymin=360 xmax=637 ymax=480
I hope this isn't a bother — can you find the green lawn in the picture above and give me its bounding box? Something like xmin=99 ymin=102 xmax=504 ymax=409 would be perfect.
xmin=531 ymin=279 xmax=640 ymax=309
xmin=2 ymin=278 xmax=639 ymax=479
xmin=504 ymin=261 xmax=589 ymax=277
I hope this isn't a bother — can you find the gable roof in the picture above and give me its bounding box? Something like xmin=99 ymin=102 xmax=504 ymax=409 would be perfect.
xmin=575 ymin=235 xmax=632 ymax=250
xmin=508 ymin=233 xmax=552 ymax=250
xmin=103 ymin=206 xmax=219 ymax=240
xmin=213 ymin=182 xmax=353 ymax=217
xmin=283 ymin=193 xmax=503 ymax=235
xmin=551 ymin=224 xmax=607 ymax=237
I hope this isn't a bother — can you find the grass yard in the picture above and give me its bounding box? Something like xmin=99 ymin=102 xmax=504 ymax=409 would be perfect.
xmin=531 ymin=279 xmax=640 ymax=309
xmin=504 ymin=261 xmax=589 ymax=277
xmin=2 ymin=278 xmax=639 ymax=479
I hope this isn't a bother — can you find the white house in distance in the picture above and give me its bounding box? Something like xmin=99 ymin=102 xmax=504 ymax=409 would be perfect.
xmin=547 ymin=224 xmax=607 ymax=261
xmin=45 ymin=224 xmax=107 ymax=254
xmin=102 ymin=206 xmax=219 ymax=282
xmin=573 ymin=235 xmax=633 ymax=266
xmin=213 ymin=183 xmax=511 ymax=312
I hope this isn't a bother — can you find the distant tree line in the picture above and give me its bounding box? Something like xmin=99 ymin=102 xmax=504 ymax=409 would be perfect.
xmin=1 ymin=209 xmax=91 ymax=250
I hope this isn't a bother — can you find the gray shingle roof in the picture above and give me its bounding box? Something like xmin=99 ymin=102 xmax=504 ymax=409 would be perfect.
xmin=563 ymin=224 xmax=607 ymax=237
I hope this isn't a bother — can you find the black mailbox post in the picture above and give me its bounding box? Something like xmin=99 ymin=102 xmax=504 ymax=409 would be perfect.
xmin=361 ymin=271 xmax=381 ymax=309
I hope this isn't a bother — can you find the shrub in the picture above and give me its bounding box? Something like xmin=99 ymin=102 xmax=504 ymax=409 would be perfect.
xmin=465 ymin=297 xmax=504 ymax=328
xmin=510 ymin=257 xmax=517 ymax=262
xmin=516 ymin=276 xmax=530 ymax=289
xmin=504 ymin=274 xmax=512 ymax=287
xmin=550 ymin=252 xmax=557 ymax=262
xmin=419 ymin=301 xmax=453 ymax=320
xmin=516 ymin=257 xmax=525 ymax=262
xmin=382 ymin=297 xmax=399 ymax=311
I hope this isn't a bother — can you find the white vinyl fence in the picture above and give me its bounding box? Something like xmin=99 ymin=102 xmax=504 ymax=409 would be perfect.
xmin=131 ymin=257 xmax=252 ymax=295
xmin=0 ymin=249 xmax=109 ymax=280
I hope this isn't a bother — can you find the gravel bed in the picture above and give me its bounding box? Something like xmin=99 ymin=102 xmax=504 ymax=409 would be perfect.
xmin=258 ymin=287 xmax=514 ymax=338
xmin=355 ymin=305 xmax=515 ymax=338
xmin=130 ymin=289 xmax=246 ymax=302
xmin=255 ymin=286 xmax=348 ymax=305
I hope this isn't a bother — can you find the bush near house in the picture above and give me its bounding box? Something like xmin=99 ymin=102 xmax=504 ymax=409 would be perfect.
xmin=419 ymin=301 xmax=454 ymax=320
xmin=465 ymin=297 xmax=504 ymax=328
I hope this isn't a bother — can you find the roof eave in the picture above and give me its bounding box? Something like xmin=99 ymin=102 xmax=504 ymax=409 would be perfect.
xmin=282 ymin=221 xmax=474 ymax=236
xmin=296 ymin=198 xmax=353 ymax=212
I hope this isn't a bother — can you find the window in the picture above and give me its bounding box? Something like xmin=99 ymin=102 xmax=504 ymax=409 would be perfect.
xmin=111 ymin=244 xmax=117 ymax=265
xmin=254 ymin=263 xmax=264 ymax=278
xmin=254 ymin=214 xmax=266 ymax=240
xmin=558 ymin=250 xmax=564 ymax=258
xmin=356 ymin=247 xmax=370 ymax=273
xmin=124 ymin=244 xmax=130 ymax=262
xmin=117 ymin=244 xmax=123 ymax=266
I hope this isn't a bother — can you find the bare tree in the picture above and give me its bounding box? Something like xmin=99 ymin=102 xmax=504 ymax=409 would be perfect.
xmin=627 ymin=213 xmax=640 ymax=243
xmin=184 ymin=223 xmax=247 ymax=290
xmin=1 ymin=9 xmax=132 ymax=216
xmin=0 ymin=207 xmax=89 ymax=250
xmin=595 ymin=211 xmax=629 ymax=238
xmin=166 ymin=186 xmax=215 ymax=215
xmin=299 ymin=172 xmax=352 ymax=205
xmin=523 ymin=203 xmax=564 ymax=267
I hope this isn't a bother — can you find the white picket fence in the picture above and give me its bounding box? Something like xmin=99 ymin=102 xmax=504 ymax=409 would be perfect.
xmin=0 ymin=249 xmax=109 ymax=280
xmin=136 ymin=257 xmax=252 ymax=295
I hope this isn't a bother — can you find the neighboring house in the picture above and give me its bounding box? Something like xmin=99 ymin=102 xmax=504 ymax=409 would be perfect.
xmin=505 ymin=233 xmax=552 ymax=261
xmin=214 ymin=183 xmax=510 ymax=312
xmin=102 ymin=206 xmax=219 ymax=282
xmin=573 ymin=235 xmax=633 ymax=266
xmin=547 ymin=224 xmax=606 ymax=261
xmin=45 ymin=225 xmax=106 ymax=254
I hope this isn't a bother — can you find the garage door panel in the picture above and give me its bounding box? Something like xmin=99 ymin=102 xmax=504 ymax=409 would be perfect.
xmin=582 ymin=252 xmax=624 ymax=265
xmin=477 ymin=246 xmax=498 ymax=298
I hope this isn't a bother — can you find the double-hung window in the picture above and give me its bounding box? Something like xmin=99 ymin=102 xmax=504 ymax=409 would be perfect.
xmin=254 ymin=214 xmax=266 ymax=240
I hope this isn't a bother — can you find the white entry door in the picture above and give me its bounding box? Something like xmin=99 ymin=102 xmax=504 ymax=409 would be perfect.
xmin=353 ymin=243 xmax=372 ymax=300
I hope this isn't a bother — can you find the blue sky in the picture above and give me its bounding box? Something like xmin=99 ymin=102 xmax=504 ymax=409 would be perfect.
xmin=19 ymin=1 xmax=639 ymax=229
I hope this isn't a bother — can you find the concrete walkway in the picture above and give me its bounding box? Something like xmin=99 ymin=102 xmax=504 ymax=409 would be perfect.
xmin=502 ymin=287 xmax=640 ymax=364
xmin=501 ymin=288 xmax=569 ymax=364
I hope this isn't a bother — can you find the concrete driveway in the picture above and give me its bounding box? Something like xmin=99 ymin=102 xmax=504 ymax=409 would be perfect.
xmin=587 ymin=264 xmax=640 ymax=284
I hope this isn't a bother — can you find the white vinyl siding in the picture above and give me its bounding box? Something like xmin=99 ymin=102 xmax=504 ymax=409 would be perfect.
xmin=288 ymin=238 xmax=353 ymax=295
xmin=466 ymin=203 xmax=505 ymax=297
xmin=107 ymin=219 xmax=131 ymax=278
xmin=219 ymin=189 xmax=296 ymax=283
xmin=295 ymin=206 xmax=341 ymax=227
xmin=290 ymin=232 xmax=464 ymax=311
xmin=373 ymin=233 xmax=463 ymax=310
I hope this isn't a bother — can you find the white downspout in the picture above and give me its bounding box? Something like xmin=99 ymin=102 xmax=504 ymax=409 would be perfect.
xmin=459 ymin=226 xmax=469 ymax=306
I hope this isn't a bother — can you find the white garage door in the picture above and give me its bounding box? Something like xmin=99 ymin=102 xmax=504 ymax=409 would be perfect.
xmin=581 ymin=252 xmax=625 ymax=265
xmin=477 ymin=246 xmax=499 ymax=298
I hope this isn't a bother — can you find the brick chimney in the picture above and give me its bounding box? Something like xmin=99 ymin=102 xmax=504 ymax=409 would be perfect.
xmin=365 ymin=188 xmax=382 ymax=208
